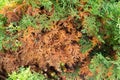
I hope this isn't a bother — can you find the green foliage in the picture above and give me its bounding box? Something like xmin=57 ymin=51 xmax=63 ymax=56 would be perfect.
xmin=0 ymin=30 xmax=5 ymax=50
xmin=26 ymin=0 xmax=39 ymax=8
xmin=112 ymin=18 xmax=120 ymax=52
xmin=0 ymin=0 xmax=9 ymax=9
xmin=26 ymin=0 xmax=53 ymax=10
xmin=0 ymin=14 xmax=7 ymax=26
xmin=88 ymin=53 xmax=110 ymax=80
xmin=110 ymin=56 xmax=120 ymax=80
xmin=39 ymin=0 xmax=53 ymax=11
xmin=83 ymin=16 xmax=99 ymax=36
xmin=7 ymin=67 xmax=45 ymax=80
xmin=82 ymin=16 xmax=104 ymax=42
xmin=82 ymin=0 xmax=120 ymax=52
xmin=61 ymin=66 xmax=80 ymax=80
xmin=19 ymin=15 xmax=38 ymax=29
xmin=0 ymin=14 xmax=7 ymax=50
xmin=82 ymin=1 xmax=120 ymax=79
xmin=38 ymin=14 xmax=52 ymax=29
xmin=25 ymin=0 xmax=80 ymax=29
xmin=6 ymin=23 xmax=21 ymax=33
xmin=19 ymin=14 xmax=52 ymax=30
xmin=0 ymin=14 xmax=21 ymax=51
xmin=2 ymin=36 xmax=21 ymax=51
xmin=4 ymin=23 xmax=22 ymax=51
xmin=88 ymin=53 xmax=120 ymax=80
xmin=52 ymin=0 xmax=80 ymax=19
xmin=79 ymin=36 xmax=92 ymax=53
xmin=13 ymin=0 xmax=23 ymax=4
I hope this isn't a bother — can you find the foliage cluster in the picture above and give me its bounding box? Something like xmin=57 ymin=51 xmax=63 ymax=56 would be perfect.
xmin=81 ymin=0 xmax=120 ymax=52
xmin=7 ymin=67 xmax=45 ymax=80
xmin=88 ymin=53 xmax=120 ymax=80
xmin=80 ymin=0 xmax=120 ymax=79
xmin=0 ymin=14 xmax=21 ymax=51
xmin=0 ymin=0 xmax=120 ymax=80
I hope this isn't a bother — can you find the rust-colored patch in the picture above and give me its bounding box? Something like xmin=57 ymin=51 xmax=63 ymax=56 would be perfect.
xmin=19 ymin=18 xmax=83 ymax=70
xmin=4 ymin=3 xmax=27 ymax=24
xmin=6 ymin=11 xmax=20 ymax=23
xmin=79 ymin=57 xmax=93 ymax=78
xmin=106 ymin=65 xmax=114 ymax=78
xmin=0 ymin=53 xmax=19 ymax=74
xmin=26 ymin=6 xmax=40 ymax=16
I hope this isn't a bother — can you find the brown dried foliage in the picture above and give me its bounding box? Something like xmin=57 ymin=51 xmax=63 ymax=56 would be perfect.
xmin=0 ymin=53 xmax=19 ymax=76
xmin=19 ymin=18 xmax=83 ymax=70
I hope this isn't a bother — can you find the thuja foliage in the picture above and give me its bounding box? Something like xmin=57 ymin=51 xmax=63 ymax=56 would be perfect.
xmin=26 ymin=0 xmax=80 ymax=18
xmin=0 ymin=14 xmax=6 ymax=50
xmin=0 ymin=0 xmax=120 ymax=79
xmin=88 ymin=53 xmax=120 ymax=80
xmin=79 ymin=0 xmax=120 ymax=52
xmin=81 ymin=0 xmax=120 ymax=79
xmin=79 ymin=35 xmax=92 ymax=53
xmin=27 ymin=0 xmax=80 ymax=22
xmin=61 ymin=66 xmax=80 ymax=80
xmin=82 ymin=0 xmax=120 ymax=51
xmin=52 ymin=0 xmax=80 ymax=19
xmin=0 ymin=14 xmax=21 ymax=51
xmin=19 ymin=15 xmax=38 ymax=29
xmin=7 ymin=67 xmax=45 ymax=80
